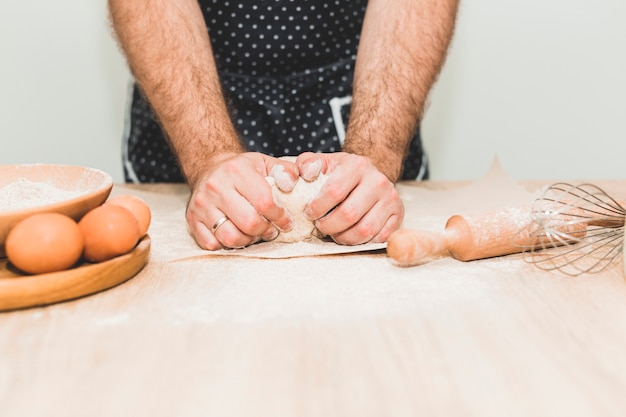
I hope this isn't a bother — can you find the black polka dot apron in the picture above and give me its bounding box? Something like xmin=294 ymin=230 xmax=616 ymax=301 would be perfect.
xmin=123 ymin=0 xmax=428 ymax=183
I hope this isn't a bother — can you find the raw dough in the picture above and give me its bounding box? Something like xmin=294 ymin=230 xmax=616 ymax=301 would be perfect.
xmin=266 ymin=172 xmax=328 ymax=243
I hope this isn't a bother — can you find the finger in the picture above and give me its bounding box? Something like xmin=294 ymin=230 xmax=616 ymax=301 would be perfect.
xmin=186 ymin=197 xmax=223 ymax=250
xmin=221 ymin=188 xmax=275 ymax=238
xmin=371 ymin=212 xmax=403 ymax=243
xmin=303 ymin=154 xmax=379 ymax=222
xmin=261 ymin=225 xmax=280 ymax=242
xmin=188 ymin=218 xmax=222 ymax=251
xmin=325 ymin=199 xmax=387 ymax=245
xmin=235 ymin=172 xmax=294 ymax=233
xmin=320 ymin=176 xmax=403 ymax=245
xmin=296 ymin=152 xmax=326 ymax=181
xmin=212 ymin=216 xmax=257 ymax=249
xmin=314 ymin=178 xmax=378 ymax=237
xmin=366 ymin=184 xmax=404 ymax=243
xmin=189 ymin=207 xmax=254 ymax=250
xmin=266 ymin=157 xmax=299 ymax=192
xmin=331 ymin=201 xmax=402 ymax=245
xmin=304 ymin=171 xmax=359 ymax=222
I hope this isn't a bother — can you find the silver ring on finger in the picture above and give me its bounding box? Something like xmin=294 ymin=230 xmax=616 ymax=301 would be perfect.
xmin=212 ymin=216 xmax=230 ymax=234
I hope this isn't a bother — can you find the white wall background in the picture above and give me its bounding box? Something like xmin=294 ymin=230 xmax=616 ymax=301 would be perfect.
xmin=1 ymin=1 xmax=129 ymax=182
xmin=2 ymin=0 xmax=625 ymax=183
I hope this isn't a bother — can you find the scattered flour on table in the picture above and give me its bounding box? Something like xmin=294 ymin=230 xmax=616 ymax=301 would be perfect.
xmin=0 ymin=179 xmax=86 ymax=212
xmin=93 ymin=313 xmax=132 ymax=327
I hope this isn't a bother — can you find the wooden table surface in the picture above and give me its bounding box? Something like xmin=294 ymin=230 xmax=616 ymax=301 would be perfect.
xmin=2 ymin=178 xmax=626 ymax=417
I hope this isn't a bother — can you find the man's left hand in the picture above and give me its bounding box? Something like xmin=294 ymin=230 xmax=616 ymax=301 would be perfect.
xmin=296 ymin=152 xmax=404 ymax=245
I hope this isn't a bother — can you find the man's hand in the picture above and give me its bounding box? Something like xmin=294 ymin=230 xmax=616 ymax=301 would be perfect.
xmin=296 ymin=152 xmax=404 ymax=245
xmin=186 ymin=153 xmax=299 ymax=250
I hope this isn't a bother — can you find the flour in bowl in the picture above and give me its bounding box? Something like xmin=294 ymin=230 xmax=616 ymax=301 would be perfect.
xmin=0 ymin=179 xmax=86 ymax=212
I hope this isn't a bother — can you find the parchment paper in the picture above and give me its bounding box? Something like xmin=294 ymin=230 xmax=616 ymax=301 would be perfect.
xmin=113 ymin=156 xmax=540 ymax=263
xmin=399 ymin=156 xmax=540 ymax=232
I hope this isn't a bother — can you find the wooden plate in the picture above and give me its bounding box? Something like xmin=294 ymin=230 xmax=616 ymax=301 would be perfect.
xmin=0 ymin=164 xmax=113 ymax=256
xmin=0 ymin=236 xmax=150 ymax=312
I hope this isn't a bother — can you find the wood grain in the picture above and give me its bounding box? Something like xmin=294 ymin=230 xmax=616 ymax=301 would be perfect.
xmin=1 ymin=181 xmax=626 ymax=417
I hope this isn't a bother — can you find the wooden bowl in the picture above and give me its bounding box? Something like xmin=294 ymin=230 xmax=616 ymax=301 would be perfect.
xmin=0 ymin=164 xmax=113 ymax=257
xmin=0 ymin=235 xmax=150 ymax=311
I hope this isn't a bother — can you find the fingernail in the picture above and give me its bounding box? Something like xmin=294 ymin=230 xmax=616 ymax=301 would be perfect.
xmin=270 ymin=164 xmax=296 ymax=191
xmin=301 ymin=159 xmax=322 ymax=181
xmin=262 ymin=227 xmax=280 ymax=242
xmin=277 ymin=212 xmax=294 ymax=232
xmin=280 ymin=218 xmax=293 ymax=232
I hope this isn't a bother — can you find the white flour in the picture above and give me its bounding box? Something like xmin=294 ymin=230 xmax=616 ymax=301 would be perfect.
xmin=0 ymin=179 xmax=86 ymax=212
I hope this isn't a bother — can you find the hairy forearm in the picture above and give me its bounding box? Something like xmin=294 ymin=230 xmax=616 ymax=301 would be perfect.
xmin=344 ymin=0 xmax=459 ymax=182
xmin=107 ymin=0 xmax=242 ymax=185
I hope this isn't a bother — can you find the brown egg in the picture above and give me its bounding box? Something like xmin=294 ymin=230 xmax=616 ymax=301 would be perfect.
xmin=105 ymin=194 xmax=151 ymax=236
xmin=5 ymin=213 xmax=84 ymax=274
xmin=79 ymin=204 xmax=140 ymax=263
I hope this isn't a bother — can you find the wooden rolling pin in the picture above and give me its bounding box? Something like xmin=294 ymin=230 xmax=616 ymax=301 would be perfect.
xmin=386 ymin=206 xmax=587 ymax=267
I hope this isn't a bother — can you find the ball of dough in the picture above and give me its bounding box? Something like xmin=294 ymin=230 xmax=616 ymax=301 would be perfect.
xmin=266 ymin=173 xmax=328 ymax=243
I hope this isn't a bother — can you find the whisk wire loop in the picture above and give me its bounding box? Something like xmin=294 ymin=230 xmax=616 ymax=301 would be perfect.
xmin=521 ymin=182 xmax=625 ymax=276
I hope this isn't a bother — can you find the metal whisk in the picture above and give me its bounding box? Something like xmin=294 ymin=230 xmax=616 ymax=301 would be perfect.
xmin=522 ymin=182 xmax=625 ymax=276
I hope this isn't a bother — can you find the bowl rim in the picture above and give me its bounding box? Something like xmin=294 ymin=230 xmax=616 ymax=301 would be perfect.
xmin=0 ymin=163 xmax=114 ymax=216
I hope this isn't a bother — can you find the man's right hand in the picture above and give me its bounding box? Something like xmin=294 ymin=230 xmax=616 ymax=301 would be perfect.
xmin=185 ymin=152 xmax=299 ymax=250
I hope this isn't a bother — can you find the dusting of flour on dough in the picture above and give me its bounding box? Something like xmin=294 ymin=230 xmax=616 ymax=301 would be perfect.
xmin=269 ymin=164 xmax=295 ymax=191
xmin=266 ymin=174 xmax=328 ymax=243
xmin=300 ymin=158 xmax=323 ymax=181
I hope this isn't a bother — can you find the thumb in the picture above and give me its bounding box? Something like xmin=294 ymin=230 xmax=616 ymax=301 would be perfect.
xmin=265 ymin=156 xmax=299 ymax=192
xmin=295 ymin=152 xmax=329 ymax=181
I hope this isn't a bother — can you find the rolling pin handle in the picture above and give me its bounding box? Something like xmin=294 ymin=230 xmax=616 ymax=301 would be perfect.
xmin=387 ymin=228 xmax=454 ymax=266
